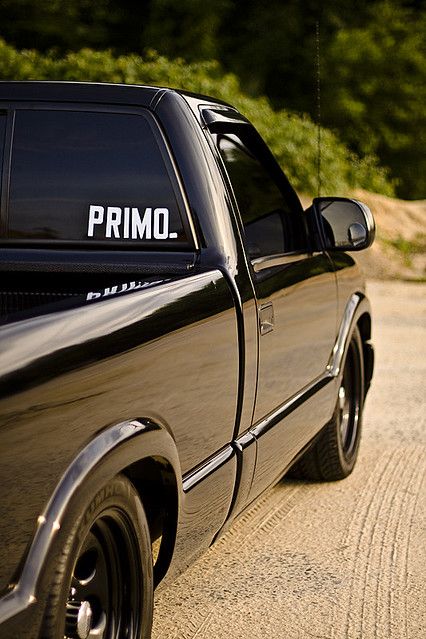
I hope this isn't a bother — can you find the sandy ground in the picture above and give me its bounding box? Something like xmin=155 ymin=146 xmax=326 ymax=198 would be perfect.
xmin=352 ymin=191 xmax=426 ymax=281
xmin=152 ymin=280 xmax=426 ymax=639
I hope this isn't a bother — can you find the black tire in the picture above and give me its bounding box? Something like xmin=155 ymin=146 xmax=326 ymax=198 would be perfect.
xmin=41 ymin=474 xmax=153 ymax=639
xmin=290 ymin=326 xmax=365 ymax=481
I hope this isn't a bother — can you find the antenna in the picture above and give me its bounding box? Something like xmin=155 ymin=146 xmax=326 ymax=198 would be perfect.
xmin=315 ymin=20 xmax=322 ymax=198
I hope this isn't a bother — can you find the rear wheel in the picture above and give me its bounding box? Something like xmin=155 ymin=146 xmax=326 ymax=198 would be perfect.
xmin=289 ymin=326 xmax=364 ymax=481
xmin=42 ymin=474 xmax=153 ymax=639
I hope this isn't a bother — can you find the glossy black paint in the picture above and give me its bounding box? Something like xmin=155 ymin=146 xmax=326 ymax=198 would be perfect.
xmin=252 ymin=253 xmax=337 ymax=420
xmin=313 ymin=197 xmax=376 ymax=252
xmin=0 ymin=82 xmax=374 ymax=637
xmin=0 ymin=269 xmax=239 ymax=593
xmin=157 ymin=91 xmax=259 ymax=439
xmin=0 ymin=420 xmax=168 ymax=634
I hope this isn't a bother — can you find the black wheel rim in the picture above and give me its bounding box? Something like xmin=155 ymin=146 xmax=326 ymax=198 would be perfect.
xmin=338 ymin=340 xmax=361 ymax=460
xmin=65 ymin=508 xmax=142 ymax=639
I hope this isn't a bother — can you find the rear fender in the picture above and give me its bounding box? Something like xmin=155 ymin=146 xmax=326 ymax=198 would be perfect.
xmin=328 ymin=292 xmax=374 ymax=401
xmin=328 ymin=292 xmax=372 ymax=378
xmin=0 ymin=418 xmax=181 ymax=629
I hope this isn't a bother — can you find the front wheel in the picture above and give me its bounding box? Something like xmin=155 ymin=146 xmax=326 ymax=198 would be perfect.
xmin=42 ymin=474 xmax=153 ymax=639
xmin=290 ymin=326 xmax=365 ymax=481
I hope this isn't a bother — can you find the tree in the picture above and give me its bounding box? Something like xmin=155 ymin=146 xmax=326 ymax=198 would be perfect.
xmin=321 ymin=1 xmax=426 ymax=198
xmin=0 ymin=0 xmax=423 ymax=196
xmin=142 ymin=0 xmax=230 ymax=61
xmin=0 ymin=0 xmax=124 ymax=51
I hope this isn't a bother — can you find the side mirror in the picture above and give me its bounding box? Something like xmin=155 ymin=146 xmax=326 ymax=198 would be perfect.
xmin=311 ymin=197 xmax=375 ymax=252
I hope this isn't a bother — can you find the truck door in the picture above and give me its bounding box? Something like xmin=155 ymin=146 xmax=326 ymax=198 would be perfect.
xmin=209 ymin=124 xmax=338 ymax=498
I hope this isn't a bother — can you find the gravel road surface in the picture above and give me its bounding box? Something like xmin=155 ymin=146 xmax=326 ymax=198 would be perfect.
xmin=153 ymin=280 xmax=426 ymax=639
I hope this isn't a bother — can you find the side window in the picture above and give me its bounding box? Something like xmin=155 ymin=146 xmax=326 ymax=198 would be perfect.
xmin=6 ymin=109 xmax=190 ymax=248
xmin=214 ymin=131 xmax=306 ymax=259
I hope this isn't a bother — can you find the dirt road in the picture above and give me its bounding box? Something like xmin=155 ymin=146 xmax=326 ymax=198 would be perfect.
xmin=153 ymin=280 xmax=426 ymax=639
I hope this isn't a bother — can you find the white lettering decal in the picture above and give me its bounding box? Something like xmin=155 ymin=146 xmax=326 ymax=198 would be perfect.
xmin=103 ymin=286 xmax=119 ymax=297
xmin=86 ymin=291 xmax=102 ymax=300
xmin=87 ymin=205 xmax=178 ymax=240
xmin=123 ymin=207 xmax=130 ymax=239
xmin=86 ymin=279 xmax=169 ymax=302
xmin=153 ymin=208 xmax=168 ymax=239
xmin=132 ymin=207 xmax=152 ymax=240
xmin=88 ymin=205 xmax=104 ymax=237
xmin=106 ymin=207 xmax=122 ymax=238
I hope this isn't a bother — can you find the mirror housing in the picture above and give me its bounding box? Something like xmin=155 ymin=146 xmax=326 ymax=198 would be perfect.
xmin=310 ymin=197 xmax=375 ymax=252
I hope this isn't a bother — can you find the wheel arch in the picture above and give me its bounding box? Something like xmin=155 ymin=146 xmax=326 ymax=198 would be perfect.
xmin=0 ymin=417 xmax=182 ymax=628
xmin=330 ymin=292 xmax=372 ymax=379
xmin=357 ymin=310 xmax=374 ymax=397
xmin=122 ymin=454 xmax=179 ymax=586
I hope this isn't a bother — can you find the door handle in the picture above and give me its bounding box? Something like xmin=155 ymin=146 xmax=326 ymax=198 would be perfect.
xmin=259 ymin=302 xmax=274 ymax=335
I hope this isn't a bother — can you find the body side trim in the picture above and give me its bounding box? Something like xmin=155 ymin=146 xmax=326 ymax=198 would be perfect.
xmin=250 ymin=373 xmax=333 ymax=439
xmin=182 ymin=445 xmax=234 ymax=492
xmin=250 ymin=292 xmax=366 ymax=440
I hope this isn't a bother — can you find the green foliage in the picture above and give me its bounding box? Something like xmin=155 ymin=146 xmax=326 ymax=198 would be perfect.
xmin=382 ymin=234 xmax=426 ymax=267
xmin=0 ymin=1 xmax=423 ymax=198
xmin=0 ymin=39 xmax=394 ymax=197
xmin=0 ymin=0 xmax=122 ymax=52
xmin=142 ymin=0 xmax=230 ymax=61
xmin=322 ymin=2 xmax=426 ymax=199
xmin=207 ymin=0 xmax=425 ymax=198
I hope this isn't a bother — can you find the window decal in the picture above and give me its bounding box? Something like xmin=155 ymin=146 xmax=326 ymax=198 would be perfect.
xmin=87 ymin=205 xmax=179 ymax=240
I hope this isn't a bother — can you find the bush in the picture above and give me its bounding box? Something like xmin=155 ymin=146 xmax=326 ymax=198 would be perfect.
xmin=0 ymin=39 xmax=394 ymax=197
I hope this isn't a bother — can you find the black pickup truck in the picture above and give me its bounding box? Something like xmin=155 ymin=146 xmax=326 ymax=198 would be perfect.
xmin=0 ymin=82 xmax=375 ymax=639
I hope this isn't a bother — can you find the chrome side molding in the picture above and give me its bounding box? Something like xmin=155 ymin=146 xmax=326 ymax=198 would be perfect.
xmin=327 ymin=293 xmax=362 ymax=377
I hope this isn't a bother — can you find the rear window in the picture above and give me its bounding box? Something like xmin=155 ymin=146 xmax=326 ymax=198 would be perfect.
xmin=6 ymin=109 xmax=190 ymax=248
